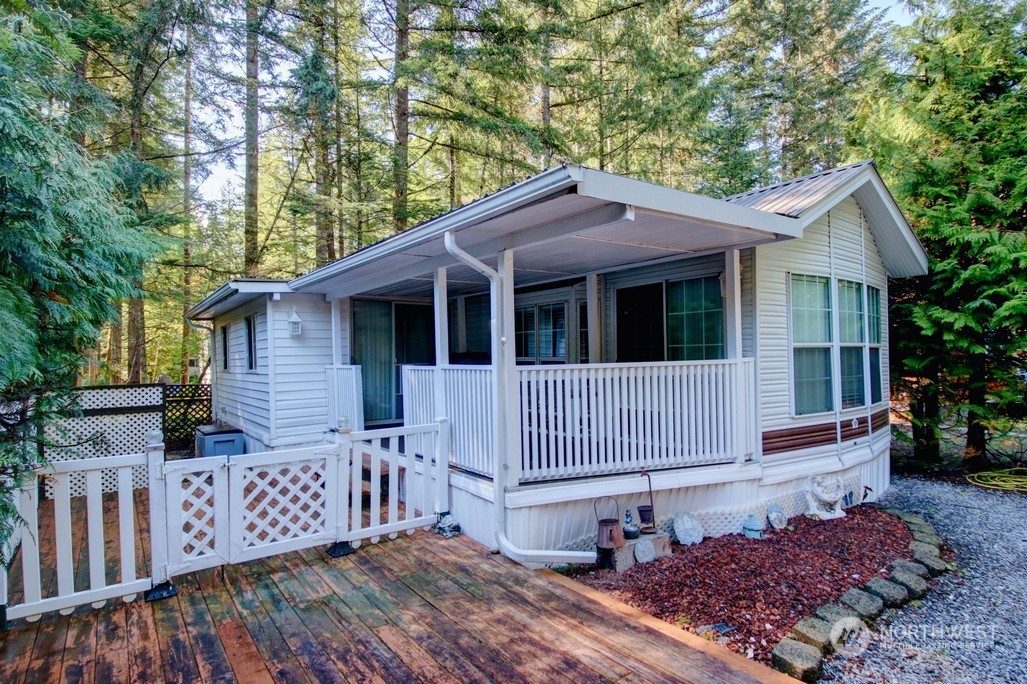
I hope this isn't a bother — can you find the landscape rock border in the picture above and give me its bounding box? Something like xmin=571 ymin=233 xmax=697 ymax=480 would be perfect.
xmin=770 ymin=507 xmax=952 ymax=682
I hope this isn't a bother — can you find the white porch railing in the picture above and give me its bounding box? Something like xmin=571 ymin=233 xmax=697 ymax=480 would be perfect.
xmin=403 ymin=366 xmax=494 ymax=477
xmin=403 ymin=359 xmax=756 ymax=484
xmin=326 ymin=365 xmax=364 ymax=431
xmin=518 ymin=359 xmax=755 ymax=481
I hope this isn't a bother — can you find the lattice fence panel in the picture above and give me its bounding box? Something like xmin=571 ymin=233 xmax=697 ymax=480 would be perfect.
xmin=164 ymin=384 xmax=211 ymax=451
xmin=43 ymin=385 xmax=163 ymax=498
xmin=180 ymin=471 xmax=218 ymax=558
xmin=239 ymin=459 xmax=328 ymax=549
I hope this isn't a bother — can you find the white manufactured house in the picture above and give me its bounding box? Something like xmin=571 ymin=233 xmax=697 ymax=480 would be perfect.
xmin=187 ymin=161 xmax=927 ymax=564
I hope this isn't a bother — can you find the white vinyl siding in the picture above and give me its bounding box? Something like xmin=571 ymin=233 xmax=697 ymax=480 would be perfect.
xmin=272 ymin=294 xmax=335 ymax=441
xmin=755 ymin=197 xmax=890 ymax=434
xmin=213 ymin=302 xmax=271 ymax=439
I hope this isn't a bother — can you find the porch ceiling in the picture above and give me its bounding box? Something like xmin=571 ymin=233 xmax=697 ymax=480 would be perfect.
xmin=316 ymin=191 xmax=794 ymax=299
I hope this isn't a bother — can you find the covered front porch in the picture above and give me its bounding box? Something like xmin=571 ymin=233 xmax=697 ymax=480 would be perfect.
xmin=293 ymin=165 xmax=799 ymax=556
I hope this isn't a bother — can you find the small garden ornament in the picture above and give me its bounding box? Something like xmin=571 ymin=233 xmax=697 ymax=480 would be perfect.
xmin=805 ymin=474 xmax=846 ymax=520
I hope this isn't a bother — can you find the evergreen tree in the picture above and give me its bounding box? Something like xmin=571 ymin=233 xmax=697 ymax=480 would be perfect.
xmin=0 ymin=5 xmax=158 ymax=559
xmin=850 ymin=0 xmax=1027 ymax=466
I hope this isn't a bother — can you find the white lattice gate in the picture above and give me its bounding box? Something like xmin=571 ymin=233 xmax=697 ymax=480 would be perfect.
xmin=157 ymin=422 xmax=449 ymax=580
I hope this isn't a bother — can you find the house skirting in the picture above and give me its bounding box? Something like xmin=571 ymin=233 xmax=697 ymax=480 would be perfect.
xmin=445 ymin=435 xmax=891 ymax=559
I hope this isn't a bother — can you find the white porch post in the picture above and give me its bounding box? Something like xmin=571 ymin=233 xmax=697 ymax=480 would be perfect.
xmin=330 ymin=297 xmax=342 ymax=366
xmin=433 ymin=267 xmax=450 ymax=436
xmin=725 ymin=248 xmax=743 ymax=359
xmin=724 ymin=248 xmax=750 ymax=463
xmin=497 ymin=250 xmax=521 ymax=485
xmin=586 ymin=273 xmax=601 ymax=363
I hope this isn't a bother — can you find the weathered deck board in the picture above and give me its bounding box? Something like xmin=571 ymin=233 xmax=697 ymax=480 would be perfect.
xmin=1 ymin=491 xmax=796 ymax=684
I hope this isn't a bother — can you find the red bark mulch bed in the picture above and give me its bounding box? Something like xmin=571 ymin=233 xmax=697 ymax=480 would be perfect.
xmin=567 ymin=506 xmax=913 ymax=663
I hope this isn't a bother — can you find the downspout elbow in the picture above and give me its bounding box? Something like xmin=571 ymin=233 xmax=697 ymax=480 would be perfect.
xmin=444 ymin=231 xmax=498 ymax=281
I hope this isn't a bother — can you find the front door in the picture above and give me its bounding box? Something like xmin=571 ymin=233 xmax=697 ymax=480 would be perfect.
xmin=352 ymin=300 xmax=435 ymax=424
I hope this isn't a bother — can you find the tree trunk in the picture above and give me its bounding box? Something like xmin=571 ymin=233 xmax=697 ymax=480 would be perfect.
xmin=180 ymin=25 xmax=193 ymax=384
xmin=910 ymin=367 xmax=941 ymax=464
xmin=448 ymin=134 xmax=458 ymax=210
xmin=127 ymin=57 xmax=148 ymax=384
xmin=334 ymin=0 xmax=346 ymax=258
xmin=392 ymin=0 xmax=410 ymax=232
xmin=244 ymin=0 xmax=261 ymax=276
xmin=965 ymin=350 xmax=990 ymax=471
xmin=108 ymin=308 xmax=123 ymax=384
xmin=314 ymin=18 xmax=335 ymax=267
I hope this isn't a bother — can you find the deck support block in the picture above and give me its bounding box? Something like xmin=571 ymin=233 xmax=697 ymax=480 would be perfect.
xmin=144 ymin=581 xmax=178 ymax=602
xmin=326 ymin=541 xmax=357 ymax=558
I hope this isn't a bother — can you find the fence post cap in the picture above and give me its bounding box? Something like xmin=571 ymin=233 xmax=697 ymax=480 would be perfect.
xmin=145 ymin=429 xmax=164 ymax=446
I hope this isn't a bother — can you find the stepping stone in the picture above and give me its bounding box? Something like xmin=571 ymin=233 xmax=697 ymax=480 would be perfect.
xmin=913 ymin=550 xmax=949 ymax=576
xmin=909 ymin=540 xmax=940 ymax=556
xmin=906 ymin=522 xmax=938 ymax=537
xmin=816 ymin=603 xmax=862 ymax=624
xmin=864 ymin=577 xmax=910 ymax=607
xmin=839 ymin=588 xmax=884 ymax=619
xmin=896 ymin=512 xmax=930 ymax=526
xmin=791 ymin=617 xmax=834 ymax=654
xmin=891 ymin=558 xmax=929 ymax=579
xmin=911 ymin=530 xmax=945 ymax=548
xmin=890 ymin=569 xmax=928 ymax=599
xmin=772 ymin=638 xmax=823 ymax=683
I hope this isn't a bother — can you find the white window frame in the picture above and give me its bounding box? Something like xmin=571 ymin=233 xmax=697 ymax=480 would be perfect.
xmin=789 ymin=274 xmax=886 ymax=417
xmin=244 ymin=315 xmax=257 ymax=372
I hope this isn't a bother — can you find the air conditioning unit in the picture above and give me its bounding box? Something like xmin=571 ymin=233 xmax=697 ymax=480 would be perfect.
xmin=195 ymin=424 xmax=245 ymax=458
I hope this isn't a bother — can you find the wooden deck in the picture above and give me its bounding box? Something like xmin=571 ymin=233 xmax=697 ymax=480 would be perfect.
xmin=1 ymin=495 xmax=794 ymax=683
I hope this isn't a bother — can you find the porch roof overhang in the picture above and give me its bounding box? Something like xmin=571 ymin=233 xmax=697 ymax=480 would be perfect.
xmin=186 ymin=279 xmax=292 ymax=320
xmin=289 ymin=164 xmax=802 ymax=299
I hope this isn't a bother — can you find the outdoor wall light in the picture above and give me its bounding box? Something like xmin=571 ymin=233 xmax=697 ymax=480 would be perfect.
xmin=288 ymin=306 xmax=303 ymax=336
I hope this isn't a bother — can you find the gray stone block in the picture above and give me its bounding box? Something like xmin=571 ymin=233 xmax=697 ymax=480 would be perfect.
xmin=891 ymin=558 xmax=929 ymax=579
xmin=906 ymin=522 xmax=938 ymax=537
xmin=895 ymin=511 xmax=930 ymax=526
xmin=911 ymin=529 xmax=945 ymax=548
xmin=864 ymin=577 xmax=910 ymax=607
xmin=890 ymin=569 xmax=929 ymax=599
xmin=840 ymin=587 xmax=884 ymax=619
xmin=913 ymin=550 xmax=949 ymax=576
xmin=612 ymin=543 xmax=636 ymax=573
xmin=611 ymin=533 xmax=671 ymax=572
xmin=909 ymin=540 xmax=940 ymax=556
xmin=772 ymin=638 xmax=823 ymax=683
xmin=816 ymin=603 xmax=861 ymax=624
xmin=791 ymin=617 xmax=834 ymax=654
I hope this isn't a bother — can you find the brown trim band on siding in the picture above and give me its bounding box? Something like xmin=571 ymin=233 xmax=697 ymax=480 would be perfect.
xmin=762 ymin=422 xmax=838 ymax=455
xmin=870 ymin=408 xmax=890 ymax=433
xmin=841 ymin=416 xmax=870 ymax=442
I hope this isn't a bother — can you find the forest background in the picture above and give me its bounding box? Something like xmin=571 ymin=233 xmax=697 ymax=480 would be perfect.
xmin=2 ymin=0 xmax=1026 ymax=471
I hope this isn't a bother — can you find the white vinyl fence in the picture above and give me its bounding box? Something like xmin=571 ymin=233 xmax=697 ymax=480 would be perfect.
xmin=1 ymin=421 xmax=448 ymax=624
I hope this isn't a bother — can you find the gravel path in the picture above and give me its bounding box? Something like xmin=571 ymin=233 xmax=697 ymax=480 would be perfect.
xmin=822 ymin=476 xmax=1027 ymax=683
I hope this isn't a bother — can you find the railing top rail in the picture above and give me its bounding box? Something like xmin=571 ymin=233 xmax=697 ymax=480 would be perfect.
xmin=36 ymin=451 xmax=149 ymax=474
xmin=405 ymin=364 xmax=493 ymax=372
xmin=349 ymin=422 xmax=440 ymax=441
xmin=517 ymin=358 xmax=755 ymax=373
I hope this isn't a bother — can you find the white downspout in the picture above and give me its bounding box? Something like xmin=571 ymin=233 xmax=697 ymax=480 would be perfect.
xmin=443 ymin=231 xmax=596 ymax=566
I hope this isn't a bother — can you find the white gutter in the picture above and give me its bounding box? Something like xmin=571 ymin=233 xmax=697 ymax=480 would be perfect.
xmin=443 ymin=231 xmax=596 ymax=566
